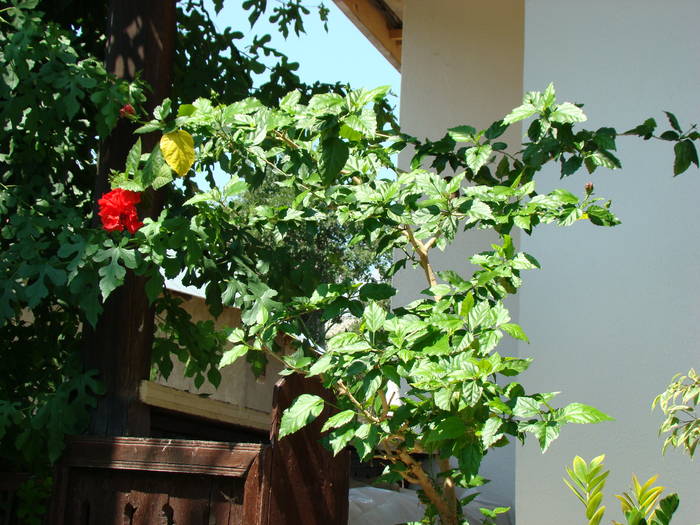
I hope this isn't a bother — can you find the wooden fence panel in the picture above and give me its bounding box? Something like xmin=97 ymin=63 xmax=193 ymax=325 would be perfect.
xmin=262 ymin=374 xmax=350 ymax=525
xmin=45 ymin=375 xmax=350 ymax=525
xmin=49 ymin=437 xmax=262 ymax=525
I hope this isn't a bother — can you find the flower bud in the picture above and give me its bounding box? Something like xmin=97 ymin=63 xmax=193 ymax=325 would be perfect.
xmin=584 ymin=182 xmax=594 ymax=194
xmin=119 ymin=104 xmax=136 ymax=119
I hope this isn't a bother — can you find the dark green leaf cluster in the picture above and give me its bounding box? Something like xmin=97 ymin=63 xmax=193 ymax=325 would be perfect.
xmin=0 ymin=2 xmax=142 ymax=471
xmin=624 ymin=112 xmax=700 ymax=176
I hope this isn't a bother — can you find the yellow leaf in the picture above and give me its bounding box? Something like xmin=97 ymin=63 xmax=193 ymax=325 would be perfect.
xmin=160 ymin=130 xmax=195 ymax=176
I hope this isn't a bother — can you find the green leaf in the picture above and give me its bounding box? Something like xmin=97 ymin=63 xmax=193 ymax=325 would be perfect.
xmin=328 ymin=425 xmax=355 ymax=455
xmin=623 ymin=118 xmax=657 ymax=140
xmin=561 ymin=155 xmax=583 ymax=177
xmin=484 ymin=120 xmax=507 ymax=140
xmin=560 ymin=403 xmax=614 ymax=424
xmin=319 ymin=137 xmax=349 ymax=185
xmin=359 ymin=283 xmax=396 ymax=300
xmin=278 ymin=394 xmax=325 ymax=439
xmin=673 ymin=139 xmax=698 ymax=175
xmin=550 ymin=102 xmax=587 ymax=123
xmin=552 ymin=189 xmax=579 ymax=205
xmin=352 ymin=423 xmax=379 ymax=460
xmin=280 ymin=90 xmax=301 ymax=110
xmin=503 ymin=103 xmax=537 ymax=125
xmin=448 ymin=125 xmax=476 ymax=143
xmin=363 ymin=302 xmax=386 ymax=333
xmin=219 ymin=345 xmax=248 ymax=368
xmin=322 ymin=410 xmax=356 ymax=433
xmin=94 ymin=245 xmax=136 ymax=300
xmin=457 ymin=443 xmax=483 ymax=477
xmin=529 ymin=421 xmax=561 ymax=452
xmin=135 ymin=121 xmax=164 ymax=134
xmin=125 ymin=139 xmax=142 ymax=175
xmin=434 ymin=388 xmax=453 ymax=410
xmin=586 ymin=205 xmax=621 ymax=227
xmin=141 ymin=144 xmax=165 ymax=187
xmin=153 ymin=98 xmax=172 ymax=121
xmin=425 ymin=417 xmax=467 ymax=443
xmin=651 ymin=493 xmax=679 ymax=525
xmin=308 ymin=353 xmax=334 ymax=376
xmin=466 ymin=144 xmax=493 ymax=173
xmin=501 ymin=323 xmax=529 ymax=342
xmin=463 ymin=381 xmax=483 ymax=405
xmin=343 ymin=108 xmax=377 ymax=137
xmin=664 ymin=111 xmax=682 ymax=133
xmin=513 ymin=397 xmax=540 ymax=418
xmin=481 ymin=417 xmax=503 ymax=448
xmin=459 ymin=293 xmax=475 ymax=317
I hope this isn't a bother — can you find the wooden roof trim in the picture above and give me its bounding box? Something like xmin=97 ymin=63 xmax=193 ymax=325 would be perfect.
xmin=333 ymin=0 xmax=402 ymax=70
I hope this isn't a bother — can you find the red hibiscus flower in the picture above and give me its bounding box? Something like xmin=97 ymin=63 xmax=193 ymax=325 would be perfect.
xmin=98 ymin=188 xmax=143 ymax=234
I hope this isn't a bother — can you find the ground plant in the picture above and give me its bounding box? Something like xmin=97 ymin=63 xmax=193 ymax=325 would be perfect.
xmin=565 ymin=455 xmax=679 ymax=525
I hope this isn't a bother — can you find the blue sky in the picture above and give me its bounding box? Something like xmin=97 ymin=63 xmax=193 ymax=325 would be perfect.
xmin=208 ymin=1 xmax=401 ymax=105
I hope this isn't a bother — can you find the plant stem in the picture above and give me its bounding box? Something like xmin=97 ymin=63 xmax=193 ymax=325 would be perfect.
xmin=397 ymin=450 xmax=458 ymax=525
xmin=401 ymin=225 xmax=437 ymax=287
xmin=399 ymin=222 xmax=459 ymax=524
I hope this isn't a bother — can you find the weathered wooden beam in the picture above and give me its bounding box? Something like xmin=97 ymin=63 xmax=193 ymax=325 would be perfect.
xmin=60 ymin=436 xmax=262 ymax=477
xmin=333 ymin=0 xmax=403 ymax=70
xmin=84 ymin=0 xmax=176 ymax=437
xmin=139 ymin=380 xmax=272 ymax=432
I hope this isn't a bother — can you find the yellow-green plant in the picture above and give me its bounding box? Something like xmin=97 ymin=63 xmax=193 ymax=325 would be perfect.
xmin=564 ymin=455 xmax=679 ymax=525
xmin=653 ymin=368 xmax=699 ymax=458
xmin=564 ymin=455 xmax=609 ymax=525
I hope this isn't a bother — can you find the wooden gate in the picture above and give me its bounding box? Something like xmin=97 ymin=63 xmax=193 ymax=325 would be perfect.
xmin=47 ymin=374 xmax=349 ymax=525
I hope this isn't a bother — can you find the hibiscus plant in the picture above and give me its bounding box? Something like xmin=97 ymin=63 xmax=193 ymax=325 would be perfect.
xmin=95 ymin=83 xmax=686 ymax=525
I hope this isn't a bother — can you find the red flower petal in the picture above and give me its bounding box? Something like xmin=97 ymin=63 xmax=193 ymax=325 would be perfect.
xmin=98 ymin=189 xmax=143 ymax=234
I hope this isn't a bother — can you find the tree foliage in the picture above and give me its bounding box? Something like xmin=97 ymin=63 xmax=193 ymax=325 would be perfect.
xmin=0 ymin=0 xmax=393 ymax=472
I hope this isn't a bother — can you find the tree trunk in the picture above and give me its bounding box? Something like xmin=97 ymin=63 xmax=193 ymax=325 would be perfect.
xmin=84 ymin=0 xmax=176 ymax=436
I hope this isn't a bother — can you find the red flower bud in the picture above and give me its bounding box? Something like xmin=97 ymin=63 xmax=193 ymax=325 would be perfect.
xmin=119 ymin=104 xmax=136 ymax=119
xmin=584 ymin=182 xmax=594 ymax=194
xmin=98 ymin=188 xmax=143 ymax=234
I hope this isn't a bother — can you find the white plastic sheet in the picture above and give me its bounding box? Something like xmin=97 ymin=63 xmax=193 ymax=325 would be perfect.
xmin=348 ymin=486 xmax=512 ymax=525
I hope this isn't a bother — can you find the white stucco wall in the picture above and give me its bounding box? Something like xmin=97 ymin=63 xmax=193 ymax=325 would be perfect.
xmin=397 ymin=0 xmax=525 ymax=512
xmin=398 ymin=0 xmax=700 ymax=523
xmin=516 ymin=2 xmax=700 ymax=523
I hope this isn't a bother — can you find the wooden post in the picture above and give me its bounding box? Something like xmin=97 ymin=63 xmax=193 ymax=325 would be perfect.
xmin=84 ymin=0 xmax=176 ymax=436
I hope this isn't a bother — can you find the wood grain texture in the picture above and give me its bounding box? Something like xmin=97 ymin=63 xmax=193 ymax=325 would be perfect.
xmin=61 ymin=436 xmax=262 ymax=477
xmin=50 ymin=437 xmax=252 ymax=525
xmin=263 ymin=374 xmax=350 ymax=525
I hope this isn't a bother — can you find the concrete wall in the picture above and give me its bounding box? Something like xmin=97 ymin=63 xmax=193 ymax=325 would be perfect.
xmin=397 ymin=0 xmax=525 ymax=511
xmin=155 ymin=292 xmax=282 ymax=414
xmin=516 ymin=1 xmax=700 ymax=523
